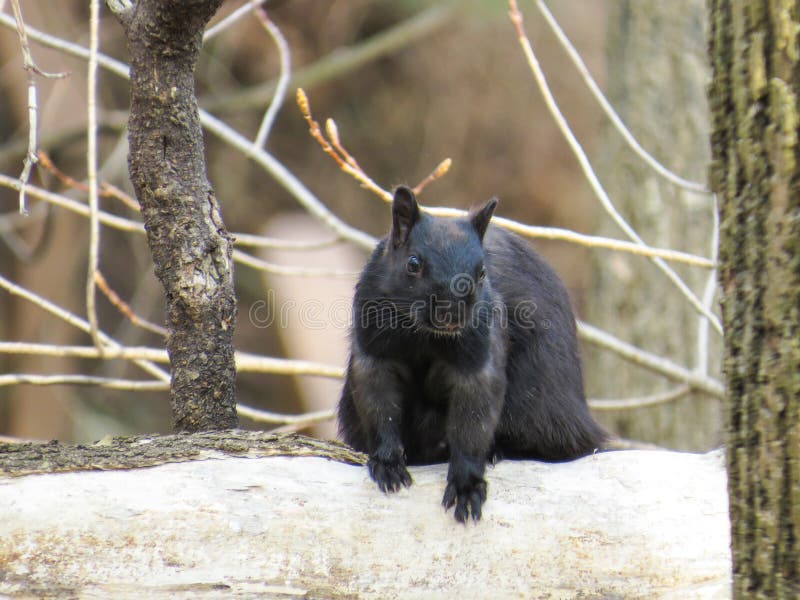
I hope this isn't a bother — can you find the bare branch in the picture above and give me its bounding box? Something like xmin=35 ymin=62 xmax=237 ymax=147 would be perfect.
xmin=507 ymin=0 xmax=722 ymax=334
xmin=203 ymin=0 xmax=265 ymax=41
xmin=86 ymin=0 xmax=102 ymax=350
xmin=0 ymin=374 xmax=167 ymax=391
xmin=233 ymin=248 xmax=361 ymax=278
xmin=0 ymin=173 xmax=145 ymax=234
xmin=0 ymin=272 xmax=169 ymax=383
xmin=696 ymin=195 xmax=720 ymax=374
xmin=233 ymin=232 xmax=340 ymax=250
xmin=577 ymin=320 xmax=724 ymax=398
xmin=298 ymin=90 xmax=716 ymax=270
xmin=0 ymin=14 xmax=378 ymax=251
xmin=297 ymin=89 xmax=390 ymax=201
xmin=0 ymin=175 xmax=360 ymax=276
xmin=534 ymin=0 xmax=710 ymax=195
xmin=253 ymin=7 xmax=290 ymax=148
xmin=0 ymin=342 xmax=344 ymax=379
xmin=413 ymin=158 xmax=452 ymax=196
xmin=33 ymin=157 xmax=339 ymax=251
xmin=237 ymin=405 xmax=336 ymax=428
xmin=94 ymin=271 xmax=169 ymax=337
xmin=200 ymin=110 xmax=379 ymax=250
xmin=588 ymin=386 xmax=693 ymax=411
xmin=8 ymin=0 xmax=69 ymax=215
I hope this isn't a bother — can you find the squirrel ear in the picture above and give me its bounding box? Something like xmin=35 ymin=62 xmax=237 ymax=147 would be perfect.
xmin=391 ymin=186 xmax=420 ymax=248
xmin=469 ymin=197 xmax=498 ymax=242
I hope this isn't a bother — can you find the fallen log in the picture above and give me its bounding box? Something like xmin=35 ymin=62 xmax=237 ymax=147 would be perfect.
xmin=0 ymin=432 xmax=731 ymax=599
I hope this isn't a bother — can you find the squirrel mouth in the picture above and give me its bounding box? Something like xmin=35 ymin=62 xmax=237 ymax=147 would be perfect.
xmin=424 ymin=322 xmax=464 ymax=337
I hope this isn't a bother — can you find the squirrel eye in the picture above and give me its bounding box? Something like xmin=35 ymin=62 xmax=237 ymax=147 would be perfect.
xmin=477 ymin=265 xmax=487 ymax=281
xmin=407 ymin=255 xmax=421 ymax=274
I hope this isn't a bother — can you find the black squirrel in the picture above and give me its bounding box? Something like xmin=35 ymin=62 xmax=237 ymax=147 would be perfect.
xmin=338 ymin=186 xmax=607 ymax=522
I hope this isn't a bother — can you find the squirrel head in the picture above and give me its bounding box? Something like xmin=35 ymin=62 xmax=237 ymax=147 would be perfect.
xmin=373 ymin=185 xmax=498 ymax=337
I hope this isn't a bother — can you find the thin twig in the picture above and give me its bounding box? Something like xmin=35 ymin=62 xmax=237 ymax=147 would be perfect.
xmin=233 ymin=248 xmax=361 ymax=278
xmin=0 ymin=272 xmax=169 ymax=383
xmin=253 ymin=7 xmax=290 ymax=148
xmin=507 ymin=0 xmax=722 ymax=334
xmin=696 ymin=194 xmax=720 ymax=374
xmin=534 ymin=0 xmax=710 ymax=195
xmin=324 ymin=118 xmax=361 ymax=171
xmin=34 ymin=159 xmax=337 ymax=250
xmin=0 ymin=334 xmax=717 ymax=413
xmin=237 ymin=405 xmax=336 ymax=427
xmin=0 ymin=175 xmax=362 ymax=276
xmin=0 ymin=342 xmax=345 ymax=379
xmin=588 ymin=385 xmax=692 ymax=411
xmin=0 ymin=341 xmax=167 ymax=362
xmin=94 ymin=271 xmax=169 ymax=337
xmin=235 ymin=351 xmax=344 ymax=378
xmin=298 ymin=91 xmax=715 ymax=270
xmin=0 ymin=15 xmax=376 ymax=250
xmin=233 ymin=231 xmax=340 ymax=250
xmin=0 ymin=173 xmax=145 ymax=233
xmin=204 ymin=0 xmax=265 ymax=41
xmin=38 ymin=152 xmax=140 ymax=211
xmin=86 ymin=0 xmax=102 ymax=351
xmin=200 ymin=110 xmax=379 ymax=250
xmin=413 ymin=158 xmax=452 ymax=196
xmin=100 ymin=181 xmax=139 ymax=211
xmin=9 ymin=0 xmax=69 ymax=215
xmin=297 ymin=89 xmax=391 ymax=201
xmin=0 ymin=374 xmax=168 ymax=390
xmin=577 ymin=320 xmax=724 ymax=398
xmin=299 ymin=90 xmax=456 ymax=202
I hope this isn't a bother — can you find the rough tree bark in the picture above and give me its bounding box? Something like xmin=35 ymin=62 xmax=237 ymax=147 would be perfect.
xmin=587 ymin=0 xmax=721 ymax=451
xmin=708 ymin=1 xmax=800 ymax=597
xmin=109 ymin=0 xmax=238 ymax=431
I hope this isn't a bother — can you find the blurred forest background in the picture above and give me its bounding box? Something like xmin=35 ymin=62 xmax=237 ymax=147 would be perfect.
xmin=0 ymin=0 xmax=721 ymax=450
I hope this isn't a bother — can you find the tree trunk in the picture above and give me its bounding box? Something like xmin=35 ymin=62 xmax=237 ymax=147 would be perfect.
xmin=110 ymin=0 xmax=238 ymax=431
xmin=587 ymin=0 xmax=722 ymax=450
xmin=708 ymin=1 xmax=800 ymax=597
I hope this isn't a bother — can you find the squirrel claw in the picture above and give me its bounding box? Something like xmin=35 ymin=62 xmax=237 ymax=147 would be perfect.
xmin=368 ymin=456 xmax=412 ymax=493
xmin=442 ymin=479 xmax=487 ymax=523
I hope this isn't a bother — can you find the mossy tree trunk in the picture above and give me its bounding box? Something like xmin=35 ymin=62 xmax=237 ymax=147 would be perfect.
xmin=109 ymin=0 xmax=238 ymax=431
xmin=588 ymin=0 xmax=721 ymax=450
xmin=708 ymin=1 xmax=800 ymax=597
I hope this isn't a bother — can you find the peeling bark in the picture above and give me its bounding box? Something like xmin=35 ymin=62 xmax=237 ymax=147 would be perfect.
xmin=110 ymin=0 xmax=238 ymax=431
xmin=708 ymin=1 xmax=800 ymax=597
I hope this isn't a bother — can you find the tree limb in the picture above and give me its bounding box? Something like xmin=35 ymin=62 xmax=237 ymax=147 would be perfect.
xmin=110 ymin=0 xmax=238 ymax=431
xmin=0 ymin=439 xmax=732 ymax=598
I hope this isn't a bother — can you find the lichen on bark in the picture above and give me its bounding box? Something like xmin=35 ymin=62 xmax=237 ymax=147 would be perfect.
xmin=708 ymin=0 xmax=800 ymax=597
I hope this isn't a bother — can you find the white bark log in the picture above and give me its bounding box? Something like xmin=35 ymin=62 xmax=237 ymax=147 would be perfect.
xmin=0 ymin=450 xmax=731 ymax=599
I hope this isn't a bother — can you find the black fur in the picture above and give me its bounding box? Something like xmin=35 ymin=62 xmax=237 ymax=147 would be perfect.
xmin=339 ymin=186 xmax=607 ymax=523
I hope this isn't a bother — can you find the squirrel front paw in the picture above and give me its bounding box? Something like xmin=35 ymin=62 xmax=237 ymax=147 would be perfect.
xmin=442 ymin=458 xmax=487 ymax=522
xmin=442 ymin=478 xmax=487 ymax=523
xmin=367 ymin=449 xmax=412 ymax=493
